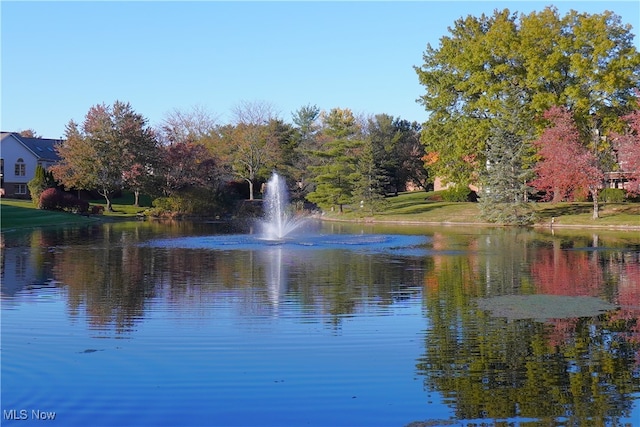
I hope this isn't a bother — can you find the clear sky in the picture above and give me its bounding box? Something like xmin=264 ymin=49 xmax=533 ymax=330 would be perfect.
xmin=2 ymin=1 xmax=639 ymax=139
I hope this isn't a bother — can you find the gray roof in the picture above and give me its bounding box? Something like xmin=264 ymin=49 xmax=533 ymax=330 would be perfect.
xmin=1 ymin=132 xmax=62 ymax=162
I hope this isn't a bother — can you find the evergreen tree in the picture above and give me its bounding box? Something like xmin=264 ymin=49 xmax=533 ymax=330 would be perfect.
xmin=352 ymin=137 xmax=388 ymax=215
xmin=307 ymin=108 xmax=362 ymax=213
xmin=479 ymin=91 xmax=537 ymax=225
xmin=27 ymin=164 xmax=56 ymax=206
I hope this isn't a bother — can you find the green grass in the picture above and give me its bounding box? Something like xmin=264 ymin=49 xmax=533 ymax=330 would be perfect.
xmin=1 ymin=199 xmax=99 ymax=230
xmin=87 ymin=193 xmax=152 ymax=217
xmin=1 ymin=193 xmax=150 ymax=230
xmin=2 ymin=191 xmax=639 ymax=231
xmin=323 ymin=191 xmax=640 ymax=228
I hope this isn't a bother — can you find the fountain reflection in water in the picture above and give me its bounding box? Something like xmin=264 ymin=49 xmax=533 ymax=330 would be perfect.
xmin=259 ymin=172 xmax=305 ymax=241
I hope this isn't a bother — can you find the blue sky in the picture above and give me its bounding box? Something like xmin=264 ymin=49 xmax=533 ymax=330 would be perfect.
xmin=2 ymin=1 xmax=639 ymax=139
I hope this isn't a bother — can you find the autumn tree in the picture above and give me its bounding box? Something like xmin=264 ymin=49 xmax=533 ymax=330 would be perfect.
xmin=52 ymin=101 xmax=158 ymax=211
xmin=223 ymin=100 xmax=281 ymax=200
xmin=415 ymin=7 xmax=640 ymax=187
xmin=531 ymin=107 xmax=604 ymax=219
xmin=158 ymin=105 xmax=219 ymax=145
xmin=610 ymin=98 xmax=640 ymax=193
xmin=157 ymin=142 xmax=218 ymax=196
xmin=19 ymin=129 xmax=41 ymax=138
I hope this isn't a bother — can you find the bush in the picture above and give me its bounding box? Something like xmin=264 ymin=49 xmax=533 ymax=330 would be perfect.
xmin=39 ymin=188 xmax=88 ymax=213
xmin=600 ymin=188 xmax=626 ymax=203
xmin=61 ymin=193 xmax=89 ymax=213
xmin=39 ymin=188 xmax=64 ymax=210
xmin=441 ymin=185 xmax=473 ymax=202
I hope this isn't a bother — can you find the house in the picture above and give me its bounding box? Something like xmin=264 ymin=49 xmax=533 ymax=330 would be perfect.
xmin=1 ymin=132 xmax=62 ymax=198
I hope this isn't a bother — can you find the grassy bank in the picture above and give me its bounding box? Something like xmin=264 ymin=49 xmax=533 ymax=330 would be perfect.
xmin=1 ymin=199 xmax=101 ymax=230
xmin=321 ymin=191 xmax=640 ymax=229
xmin=1 ymin=195 xmax=149 ymax=231
xmin=2 ymin=191 xmax=639 ymax=231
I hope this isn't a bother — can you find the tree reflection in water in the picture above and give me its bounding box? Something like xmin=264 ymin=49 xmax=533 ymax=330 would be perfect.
xmin=417 ymin=229 xmax=640 ymax=424
xmin=3 ymin=223 xmax=638 ymax=424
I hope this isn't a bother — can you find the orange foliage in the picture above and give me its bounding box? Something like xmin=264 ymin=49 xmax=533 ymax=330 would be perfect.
xmin=422 ymin=152 xmax=439 ymax=166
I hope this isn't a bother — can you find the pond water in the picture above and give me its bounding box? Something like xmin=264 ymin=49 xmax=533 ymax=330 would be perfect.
xmin=2 ymin=220 xmax=639 ymax=426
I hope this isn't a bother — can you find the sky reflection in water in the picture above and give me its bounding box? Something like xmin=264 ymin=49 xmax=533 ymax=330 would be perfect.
xmin=2 ymin=223 xmax=639 ymax=426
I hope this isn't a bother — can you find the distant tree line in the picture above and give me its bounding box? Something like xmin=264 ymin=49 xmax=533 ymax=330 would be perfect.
xmin=48 ymin=101 xmax=426 ymax=216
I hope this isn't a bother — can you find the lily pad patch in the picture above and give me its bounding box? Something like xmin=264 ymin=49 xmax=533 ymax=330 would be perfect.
xmin=476 ymin=294 xmax=618 ymax=322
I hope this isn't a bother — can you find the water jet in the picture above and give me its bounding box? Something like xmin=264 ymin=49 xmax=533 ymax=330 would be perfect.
xmin=258 ymin=172 xmax=306 ymax=241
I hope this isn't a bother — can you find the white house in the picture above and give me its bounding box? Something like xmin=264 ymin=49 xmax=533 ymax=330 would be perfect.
xmin=1 ymin=132 xmax=62 ymax=198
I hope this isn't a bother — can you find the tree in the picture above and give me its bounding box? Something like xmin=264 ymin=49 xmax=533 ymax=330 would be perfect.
xmin=158 ymin=105 xmax=219 ymax=145
xmin=390 ymin=119 xmax=428 ymax=193
xmin=610 ymin=98 xmax=640 ymax=194
xmin=52 ymin=101 xmax=158 ymax=211
xmin=113 ymin=102 xmax=160 ymax=207
xmin=288 ymin=104 xmax=322 ymax=201
xmin=415 ymin=7 xmax=640 ymax=187
xmin=479 ymin=90 xmax=537 ymax=225
xmin=307 ymin=108 xmax=362 ymax=212
xmin=365 ymin=114 xmax=427 ymax=195
xmin=531 ymin=106 xmax=604 ymax=219
xmin=218 ymin=100 xmax=281 ymax=200
xmin=19 ymin=129 xmax=41 ymax=138
xmin=157 ymin=142 xmax=218 ymax=197
xmin=352 ymin=135 xmax=388 ymax=215
xmin=27 ymin=164 xmax=56 ymax=206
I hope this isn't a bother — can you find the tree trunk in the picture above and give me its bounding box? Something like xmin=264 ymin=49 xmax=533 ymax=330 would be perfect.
xmin=100 ymin=188 xmax=114 ymax=212
xmin=246 ymin=178 xmax=254 ymax=201
xmin=134 ymin=189 xmax=140 ymax=207
xmin=591 ymin=188 xmax=599 ymax=220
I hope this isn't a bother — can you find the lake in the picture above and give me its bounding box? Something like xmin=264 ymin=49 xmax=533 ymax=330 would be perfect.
xmin=2 ymin=220 xmax=639 ymax=426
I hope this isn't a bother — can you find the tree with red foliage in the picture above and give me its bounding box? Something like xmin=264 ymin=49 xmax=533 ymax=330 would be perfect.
xmin=531 ymin=106 xmax=604 ymax=219
xmin=158 ymin=142 xmax=218 ymax=196
xmin=610 ymin=99 xmax=640 ymax=194
xmin=52 ymin=101 xmax=158 ymax=211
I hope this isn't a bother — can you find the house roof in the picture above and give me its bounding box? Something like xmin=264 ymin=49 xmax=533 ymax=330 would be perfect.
xmin=1 ymin=132 xmax=62 ymax=162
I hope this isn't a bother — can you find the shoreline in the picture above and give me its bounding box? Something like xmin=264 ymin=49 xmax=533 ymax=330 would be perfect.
xmin=316 ymin=215 xmax=640 ymax=231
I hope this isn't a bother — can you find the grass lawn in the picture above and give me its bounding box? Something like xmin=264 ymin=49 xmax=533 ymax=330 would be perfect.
xmin=2 ymin=191 xmax=639 ymax=231
xmin=1 ymin=199 xmax=100 ymax=230
xmin=322 ymin=191 xmax=640 ymax=229
xmin=1 ymin=193 xmax=150 ymax=230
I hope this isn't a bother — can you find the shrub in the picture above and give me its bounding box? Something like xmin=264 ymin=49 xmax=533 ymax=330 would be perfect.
xmin=441 ymin=185 xmax=473 ymax=202
xmin=39 ymin=188 xmax=64 ymax=210
xmin=39 ymin=188 xmax=88 ymax=213
xmin=600 ymin=188 xmax=626 ymax=203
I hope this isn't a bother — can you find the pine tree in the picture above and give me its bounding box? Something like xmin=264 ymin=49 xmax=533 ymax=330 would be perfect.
xmin=27 ymin=165 xmax=56 ymax=206
xmin=307 ymin=108 xmax=362 ymax=213
xmin=479 ymin=91 xmax=537 ymax=225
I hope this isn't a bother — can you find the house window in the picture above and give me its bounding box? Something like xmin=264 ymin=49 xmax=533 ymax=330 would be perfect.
xmin=15 ymin=158 xmax=26 ymax=176
xmin=14 ymin=184 xmax=27 ymax=195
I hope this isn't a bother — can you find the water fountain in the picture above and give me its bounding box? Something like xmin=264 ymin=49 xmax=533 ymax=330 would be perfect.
xmin=258 ymin=172 xmax=305 ymax=241
xmin=144 ymin=171 xmax=428 ymax=253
